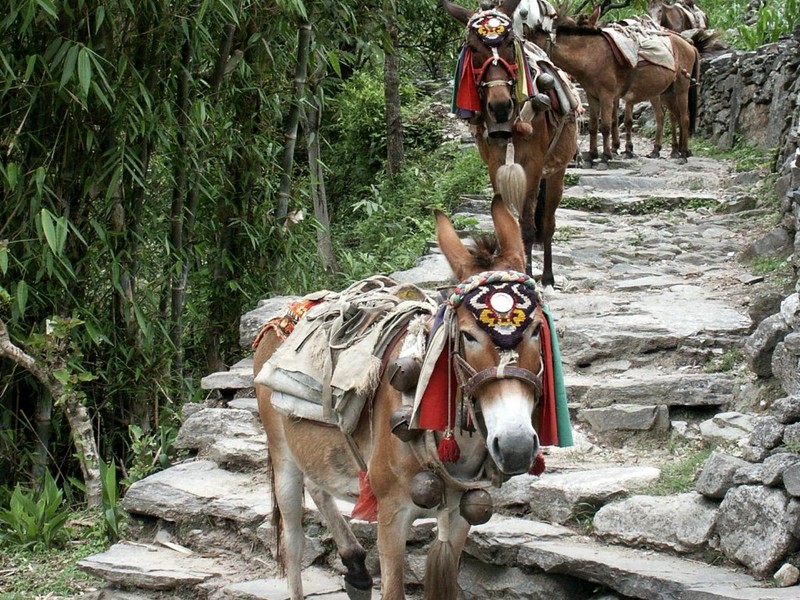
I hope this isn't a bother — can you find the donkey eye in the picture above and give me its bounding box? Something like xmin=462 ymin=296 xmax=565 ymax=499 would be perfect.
xmin=530 ymin=324 xmax=541 ymax=339
xmin=462 ymin=331 xmax=478 ymax=344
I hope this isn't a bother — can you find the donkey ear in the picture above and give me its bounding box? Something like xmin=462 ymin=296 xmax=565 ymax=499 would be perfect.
xmin=499 ymin=0 xmax=523 ymax=18
xmin=491 ymin=196 xmax=526 ymax=270
xmin=439 ymin=0 xmax=474 ymax=25
xmin=588 ymin=5 xmax=601 ymax=26
xmin=435 ymin=209 xmax=474 ymax=280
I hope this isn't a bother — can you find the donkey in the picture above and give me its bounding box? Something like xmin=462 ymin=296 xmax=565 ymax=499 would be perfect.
xmin=255 ymin=198 xmax=551 ymax=599
xmin=442 ymin=0 xmax=578 ymax=289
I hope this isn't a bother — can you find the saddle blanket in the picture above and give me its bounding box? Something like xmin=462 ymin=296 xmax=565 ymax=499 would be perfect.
xmin=602 ymin=20 xmax=676 ymax=71
xmin=254 ymin=276 xmax=437 ymax=434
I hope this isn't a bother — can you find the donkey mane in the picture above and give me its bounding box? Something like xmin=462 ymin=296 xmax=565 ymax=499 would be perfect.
xmin=471 ymin=234 xmax=503 ymax=270
xmin=555 ymin=23 xmax=603 ymax=36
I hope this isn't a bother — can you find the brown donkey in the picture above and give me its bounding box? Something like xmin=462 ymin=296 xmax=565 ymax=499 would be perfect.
xmin=648 ymin=0 xmax=709 ymax=32
xmin=529 ymin=5 xmax=700 ymax=166
xmin=441 ymin=0 xmax=578 ymax=289
xmin=255 ymin=199 xmax=553 ymax=599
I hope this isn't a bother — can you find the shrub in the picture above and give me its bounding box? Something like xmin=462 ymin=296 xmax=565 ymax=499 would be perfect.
xmin=0 ymin=471 xmax=70 ymax=549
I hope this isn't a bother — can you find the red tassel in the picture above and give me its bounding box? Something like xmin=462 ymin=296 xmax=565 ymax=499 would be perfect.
xmin=351 ymin=471 xmax=378 ymax=522
xmin=438 ymin=432 xmax=461 ymax=463
xmin=529 ymin=451 xmax=545 ymax=476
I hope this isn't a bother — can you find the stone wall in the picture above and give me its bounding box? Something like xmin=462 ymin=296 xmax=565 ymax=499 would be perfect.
xmin=695 ymin=34 xmax=800 ymax=582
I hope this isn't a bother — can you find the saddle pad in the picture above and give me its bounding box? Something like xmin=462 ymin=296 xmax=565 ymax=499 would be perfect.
xmin=602 ymin=24 xmax=675 ymax=72
xmin=254 ymin=276 xmax=437 ymax=434
xmin=524 ymin=41 xmax=581 ymax=114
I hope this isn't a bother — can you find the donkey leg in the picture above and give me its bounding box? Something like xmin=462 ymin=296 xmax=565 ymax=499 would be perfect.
xmin=612 ymin=100 xmax=621 ymax=154
xmin=540 ymin=175 xmax=564 ymax=290
xmin=272 ymin=456 xmax=307 ymax=600
xmin=597 ymin=95 xmax=616 ymax=169
xmin=306 ymin=484 xmax=372 ymax=598
xmin=623 ymin=101 xmax=636 ymax=158
xmin=517 ymin=188 xmax=539 ymax=278
xmin=650 ymin=97 xmax=664 ymax=159
xmin=376 ymin=498 xmax=416 ymax=600
xmin=586 ymin=98 xmax=600 ymax=167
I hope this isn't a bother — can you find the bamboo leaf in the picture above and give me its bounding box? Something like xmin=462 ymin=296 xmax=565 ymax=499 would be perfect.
xmin=16 ymin=281 xmax=28 ymax=315
xmin=0 ymin=243 xmax=8 ymax=275
xmin=95 ymin=6 xmax=106 ymax=34
xmin=40 ymin=208 xmax=59 ymax=255
xmin=36 ymin=0 xmax=58 ymax=19
xmin=24 ymin=54 xmax=37 ymax=81
xmin=60 ymin=44 xmax=79 ymax=89
xmin=4 ymin=162 xmax=18 ymax=190
xmin=327 ymin=50 xmax=342 ymax=78
xmin=77 ymin=47 xmax=92 ymax=98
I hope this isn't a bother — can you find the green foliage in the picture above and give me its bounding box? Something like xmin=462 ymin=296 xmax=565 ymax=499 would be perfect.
xmin=0 ymin=508 xmax=107 ymax=597
xmin=643 ymin=447 xmax=713 ymax=496
xmin=0 ymin=471 xmax=70 ymax=549
xmin=123 ymin=424 xmax=178 ymax=487
xmin=98 ymin=461 xmax=126 ymax=542
xmin=705 ymin=347 xmax=744 ymax=373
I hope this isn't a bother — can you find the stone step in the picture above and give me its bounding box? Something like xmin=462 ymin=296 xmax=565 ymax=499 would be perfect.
xmin=466 ymin=516 xmax=799 ymax=600
xmin=566 ymin=370 xmax=736 ymax=409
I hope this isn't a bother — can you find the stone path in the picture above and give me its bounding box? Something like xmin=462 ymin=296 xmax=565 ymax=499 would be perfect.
xmin=78 ymin=135 xmax=798 ymax=599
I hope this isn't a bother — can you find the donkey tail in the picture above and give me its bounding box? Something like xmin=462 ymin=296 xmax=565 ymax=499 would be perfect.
xmin=423 ymin=538 xmax=459 ymax=600
xmin=496 ymin=142 xmax=526 ymax=215
xmin=689 ymin=48 xmax=700 ymax=135
xmin=267 ymin=453 xmax=286 ymax=577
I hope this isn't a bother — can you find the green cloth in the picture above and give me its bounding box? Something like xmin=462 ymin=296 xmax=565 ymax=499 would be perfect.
xmin=543 ymin=304 xmax=574 ymax=447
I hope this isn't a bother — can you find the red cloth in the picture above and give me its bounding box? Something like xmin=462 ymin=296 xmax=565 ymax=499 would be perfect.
xmin=416 ymin=343 xmax=457 ymax=431
xmin=537 ymin=314 xmax=559 ymax=446
xmin=455 ymin=48 xmax=482 ymax=115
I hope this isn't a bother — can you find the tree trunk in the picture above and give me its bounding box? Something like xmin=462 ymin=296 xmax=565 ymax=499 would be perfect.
xmin=384 ymin=6 xmax=404 ymax=176
xmin=0 ymin=319 xmax=102 ymax=507
xmin=304 ymin=83 xmax=339 ymax=273
xmin=275 ymin=22 xmax=312 ymax=224
xmin=170 ymin=23 xmax=235 ymax=393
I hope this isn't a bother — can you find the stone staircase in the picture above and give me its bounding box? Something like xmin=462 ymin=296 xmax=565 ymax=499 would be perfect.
xmin=78 ymin=137 xmax=800 ymax=599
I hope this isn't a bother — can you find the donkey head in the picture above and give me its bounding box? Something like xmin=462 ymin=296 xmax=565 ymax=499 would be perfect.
xmin=434 ymin=198 xmax=542 ymax=475
xmin=442 ymin=0 xmax=524 ymax=139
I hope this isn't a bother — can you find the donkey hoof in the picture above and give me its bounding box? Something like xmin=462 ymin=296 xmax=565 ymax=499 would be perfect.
xmin=624 ymin=151 xmax=634 ymax=159
xmin=676 ymin=156 xmax=688 ymax=165
xmin=648 ymin=151 xmax=661 ymax=159
xmin=595 ymin=161 xmax=609 ymax=171
xmin=344 ymin=581 xmax=372 ymax=600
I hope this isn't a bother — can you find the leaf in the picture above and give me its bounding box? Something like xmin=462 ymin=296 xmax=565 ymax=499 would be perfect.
xmin=0 ymin=243 xmax=7 ymax=275
xmin=24 ymin=54 xmax=37 ymax=81
xmin=53 ymin=368 xmax=71 ymax=385
xmin=77 ymin=47 xmax=92 ymax=98
xmin=16 ymin=281 xmax=28 ymax=315
xmin=60 ymin=44 xmax=79 ymax=89
xmin=36 ymin=0 xmax=58 ymax=18
xmin=40 ymin=208 xmax=59 ymax=255
xmin=4 ymin=162 xmax=19 ymax=190
xmin=327 ymin=50 xmax=342 ymax=78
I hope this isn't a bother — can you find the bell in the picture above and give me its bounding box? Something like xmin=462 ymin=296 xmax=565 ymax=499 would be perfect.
xmin=409 ymin=471 xmax=444 ymax=509
xmin=388 ymin=356 xmax=421 ymax=393
xmin=529 ymin=93 xmax=552 ymax=112
xmin=536 ymin=72 xmax=556 ymax=91
xmin=459 ymin=489 xmax=494 ymax=525
xmin=389 ymin=406 xmax=420 ymax=443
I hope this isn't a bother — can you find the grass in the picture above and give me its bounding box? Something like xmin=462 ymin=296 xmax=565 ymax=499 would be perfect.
xmin=704 ymin=347 xmax=745 ymax=373
xmin=0 ymin=510 xmax=107 ymax=598
xmin=553 ymin=225 xmax=581 ymax=242
xmin=690 ymin=138 xmax=774 ymax=173
xmin=641 ymin=447 xmax=714 ymax=496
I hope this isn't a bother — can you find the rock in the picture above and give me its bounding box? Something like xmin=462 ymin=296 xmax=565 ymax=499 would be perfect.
xmin=122 ymin=460 xmax=271 ymax=525
xmin=761 ymin=452 xmax=800 ymax=486
xmin=749 ymin=415 xmax=786 ymax=450
xmin=696 ymin=451 xmax=751 ymax=499
xmin=747 ymin=289 xmax=786 ymax=324
xmin=239 ymin=296 xmax=299 ymax=349
xmin=699 ymin=412 xmax=755 ymax=445
xmin=744 ymin=312 xmax=789 ymax=377
xmin=577 ymin=404 xmax=669 ymax=433
xmin=526 ymin=467 xmax=661 ymax=524
xmin=772 ymin=341 xmax=800 ymax=395
xmin=773 ymin=563 xmax=800 ymax=587
xmin=780 ymin=294 xmax=800 ymax=330
xmin=221 ymin=567 xmax=348 ymax=599
xmin=717 ymin=485 xmax=799 ymax=577
xmin=593 ymin=492 xmax=718 ymax=553
xmin=785 ymin=464 xmax=800 ymax=497
xmin=77 ymin=542 xmax=225 ymax=590
xmin=773 ymin=395 xmax=800 ymax=423
xmin=174 ymin=408 xmax=263 ymax=452
xmin=458 ymin=557 xmax=593 ymax=600
xmin=740 ymin=227 xmax=791 ymax=261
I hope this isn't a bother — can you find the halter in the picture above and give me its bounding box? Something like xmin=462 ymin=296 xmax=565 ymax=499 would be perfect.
xmin=447 ymin=270 xmax=544 ymax=437
xmin=467 ymin=10 xmax=519 ymax=89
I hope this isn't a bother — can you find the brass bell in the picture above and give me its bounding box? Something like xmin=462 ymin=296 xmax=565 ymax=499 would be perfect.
xmin=459 ymin=489 xmax=494 ymax=525
xmin=529 ymin=93 xmax=552 ymax=112
xmin=409 ymin=471 xmax=444 ymax=509
xmin=389 ymin=406 xmax=420 ymax=443
xmin=387 ymin=356 xmax=421 ymax=393
xmin=536 ymin=72 xmax=556 ymax=92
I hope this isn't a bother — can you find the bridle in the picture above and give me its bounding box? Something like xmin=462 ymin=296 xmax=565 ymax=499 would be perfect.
xmin=466 ymin=10 xmax=521 ymax=92
xmin=446 ymin=270 xmax=544 ymax=438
